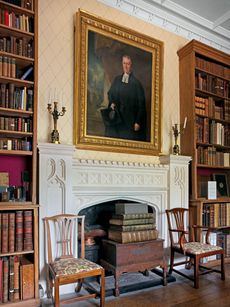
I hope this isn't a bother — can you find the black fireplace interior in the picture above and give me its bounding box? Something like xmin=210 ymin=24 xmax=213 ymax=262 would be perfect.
xmin=79 ymin=200 xmax=156 ymax=264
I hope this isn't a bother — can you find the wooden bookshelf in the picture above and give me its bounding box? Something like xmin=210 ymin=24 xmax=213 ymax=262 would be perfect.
xmin=0 ymin=0 xmax=39 ymax=305
xmin=178 ymin=39 xmax=230 ymax=263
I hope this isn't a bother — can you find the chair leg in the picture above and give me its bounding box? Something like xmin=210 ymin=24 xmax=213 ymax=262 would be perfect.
xmin=185 ymin=256 xmax=192 ymax=270
xmin=54 ymin=278 xmax=60 ymax=307
xmin=221 ymin=253 xmax=225 ymax=281
xmin=194 ymin=256 xmax=199 ymax=289
xmin=75 ymin=279 xmax=83 ymax=292
xmin=100 ymin=270 xmax=105 ymax=307
xmin=46 ymin=266 xmax=53 ymax=299
xmin=169 ymin=249 xmax=175 ymax=274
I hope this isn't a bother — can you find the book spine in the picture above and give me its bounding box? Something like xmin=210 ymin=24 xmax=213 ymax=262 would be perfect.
xmin=1 ymin=213 xmax=9 ymax=253
xmin=15 ymin=211 xmax=23 ymax=252
xmin=13 ymin=256 xmax=20 ymax=301
xmin=108 ymin=229 xmax=158 ymax=243
xmin=23 ymin=210 xmax=33 ymax=251
xmin=112 ymin=213 xmax=154 ymax=220
xmin=0 ymin=258 xmax=2 ymax=303
xmin=20 ymin=260 xmax=34 ymax=300
xmin=3 ymin=257 xmax=8 ymax=303
xmin=8 ymin=213 xmax=15 ymax=253
xmin=109 ymin=218 xmax=154 ymax=226
xmin=0 ymin=213 xmax=1 ymax=256
xmin=9 ymin=256 xmax=14 ymax=301
xmin=109 ymin=223 xmax=155 ymax=232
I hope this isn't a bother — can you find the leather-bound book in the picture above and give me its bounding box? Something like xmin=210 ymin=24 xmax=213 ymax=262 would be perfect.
xmin=20 ymin=258 xmax=34 ymax=300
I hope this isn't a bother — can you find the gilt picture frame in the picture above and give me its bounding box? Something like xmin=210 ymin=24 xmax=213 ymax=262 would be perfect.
xmin=74 ymin=10 xmax=163 ymax=155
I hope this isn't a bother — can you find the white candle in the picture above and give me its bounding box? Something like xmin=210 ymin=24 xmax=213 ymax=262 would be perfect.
xmin=54 ymin=88 xmax=57 ymax=102
xmin=48 ymin=89 xmax=51 ymax=104
xmin=183 ymin=116 xmax=187 ymax=129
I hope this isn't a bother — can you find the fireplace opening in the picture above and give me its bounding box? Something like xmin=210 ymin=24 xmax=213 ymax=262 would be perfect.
xmin=79 ymin=200 xmax=156 ymax=264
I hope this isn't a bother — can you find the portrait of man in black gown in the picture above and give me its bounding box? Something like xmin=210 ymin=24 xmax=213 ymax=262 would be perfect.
xmin=86 ymin=31 xmax=152 ymax=143
xmin=104 ymin=55 xmax=147 ymax=141
xmin=75 ymin=11 xmax=162 ymax=154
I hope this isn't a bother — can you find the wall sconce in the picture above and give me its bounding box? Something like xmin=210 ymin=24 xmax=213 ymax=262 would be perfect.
xmin=47 ymin=101 xmax=66 ymax=144
xmin=172 ymin=117 xmax=187 ymax=155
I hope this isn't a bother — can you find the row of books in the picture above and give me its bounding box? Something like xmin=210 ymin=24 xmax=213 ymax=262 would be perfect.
xmin=0 ymin=8 xmax=34 ymax=33
xmin=0 ymin=56 xmax=16 ymax=78
xmin=202 ymin=203 xmax=230 ymax=227
xmin=195 ymin=73 xmax=230 ymax=98
xmin=209 ymin=121 xmax=230 ymax=146
xmin=195 ymin=96 xmax=230 ymax=121
xmin=0 ymin=211 xmax=33 ymax=254
xmin=196 ymin=117 xmax=209 ymax=143
xmin=0 ymin=84 xmax=33 ymax=111
xmin=0 ymin=256 xmax=34 ymax=303
xmin=0 ymin=116 xmax=32 ymax=132
xmin=196 ymin=117 xmax=230 ymax=146
xmin=202 ymin=231 xmax=230 ymax=262
xmin=0 ymin=57 xmax=34 ymax=80
xmin=2 ymin=0 xmax=33 ymax=11
xmin=0 ymin=35 xmax=33 ymax=58
xmin=107 ymin=203 xmax=158 ymax=244
xmin=196 ymin=57 xmax=230 ymax=79
xmin=196 ymin=146 xmax=230 ymax=167
xmin=0 ymin=138 xmax=32 ymax=151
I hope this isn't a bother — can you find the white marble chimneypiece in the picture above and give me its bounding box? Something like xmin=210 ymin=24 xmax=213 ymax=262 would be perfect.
xmin=38 ymin=143 xmax=191 ymax=294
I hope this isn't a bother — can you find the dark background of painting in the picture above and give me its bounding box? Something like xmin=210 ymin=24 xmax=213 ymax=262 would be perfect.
xmin=87 ymin=30 xmax=152 ymax=142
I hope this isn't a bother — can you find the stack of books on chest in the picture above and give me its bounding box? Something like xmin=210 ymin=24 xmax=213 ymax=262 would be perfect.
xmin=108 ymin=203 xmax=158 ymax=243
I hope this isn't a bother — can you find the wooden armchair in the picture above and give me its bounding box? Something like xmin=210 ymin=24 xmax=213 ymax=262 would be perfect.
xmin=44 ymin=214 xmax=105 ymax=307
xmin=166 ymin=208 xmax=225 ymax=288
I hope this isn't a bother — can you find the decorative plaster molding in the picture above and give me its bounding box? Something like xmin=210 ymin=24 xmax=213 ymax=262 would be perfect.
xmin=73 ymin=158 xmax=169 ymax=169
xmin=174 ymin=165 xmax=185 ymax=191
xmin=99 ymin=0 xmax=230 ymax=54
xmin=38 ymin=142 xmax=75 ymax=156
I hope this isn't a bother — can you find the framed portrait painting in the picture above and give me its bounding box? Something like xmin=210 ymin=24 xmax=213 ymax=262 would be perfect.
xmin=74 ymin=10 xmax=163 ymax=155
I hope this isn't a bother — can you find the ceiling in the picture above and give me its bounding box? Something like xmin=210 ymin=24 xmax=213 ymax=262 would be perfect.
xmin=146 ymin=0 xmax=230 ymax=33
xmin=99 ymin=0 xmax=230 ymax=53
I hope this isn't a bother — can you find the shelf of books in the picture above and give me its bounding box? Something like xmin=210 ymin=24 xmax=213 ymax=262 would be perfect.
xmin=178 ymin=39 xmax=230 ymax=265
xmin=0 ymin=0 xmax=39 ymax=305
xmin=191 ymin=199 xmax=230 ymax=265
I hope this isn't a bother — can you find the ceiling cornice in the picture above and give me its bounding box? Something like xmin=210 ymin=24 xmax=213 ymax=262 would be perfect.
xmin=98 ymin=0 xmax=230 ymax=54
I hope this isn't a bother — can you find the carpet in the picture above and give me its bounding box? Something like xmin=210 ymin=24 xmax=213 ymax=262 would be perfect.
xmin=85 ymin=269 xmax=176 ymax=297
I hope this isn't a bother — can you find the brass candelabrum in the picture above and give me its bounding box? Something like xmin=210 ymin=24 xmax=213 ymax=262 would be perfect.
xmin=172 ymin=117 xmax=187 ymax=155
xmin=172 ymin=124 xmax=181 ymax=155
xmin=47 ymin=101 xmax=66 ymax=144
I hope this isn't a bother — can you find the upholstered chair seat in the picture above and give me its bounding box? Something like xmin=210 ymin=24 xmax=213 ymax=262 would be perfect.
xmin=174 ymin=242 xmax=223 ymax=255
xmin=51 ymin=258 xmax=103 ymax=276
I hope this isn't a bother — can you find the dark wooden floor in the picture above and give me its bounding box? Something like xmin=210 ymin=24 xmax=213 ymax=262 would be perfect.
xmin=42 ymin=263 xmax=230 ymax=307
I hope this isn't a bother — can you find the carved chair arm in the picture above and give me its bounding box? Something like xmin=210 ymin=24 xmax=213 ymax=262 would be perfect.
xmin=192 ymin=225 xmax=219 ymax=244
xmin=168 ymin=228 xmax=189 ymax=234
xmin=168 ymin=229 xmax=188 ymax=250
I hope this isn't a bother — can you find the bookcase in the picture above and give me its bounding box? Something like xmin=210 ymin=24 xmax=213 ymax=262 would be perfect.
xmin=0 ymin=0 xmax=39 ymax=305
xmin=178 ymin=40 xmax=230 ymax=262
